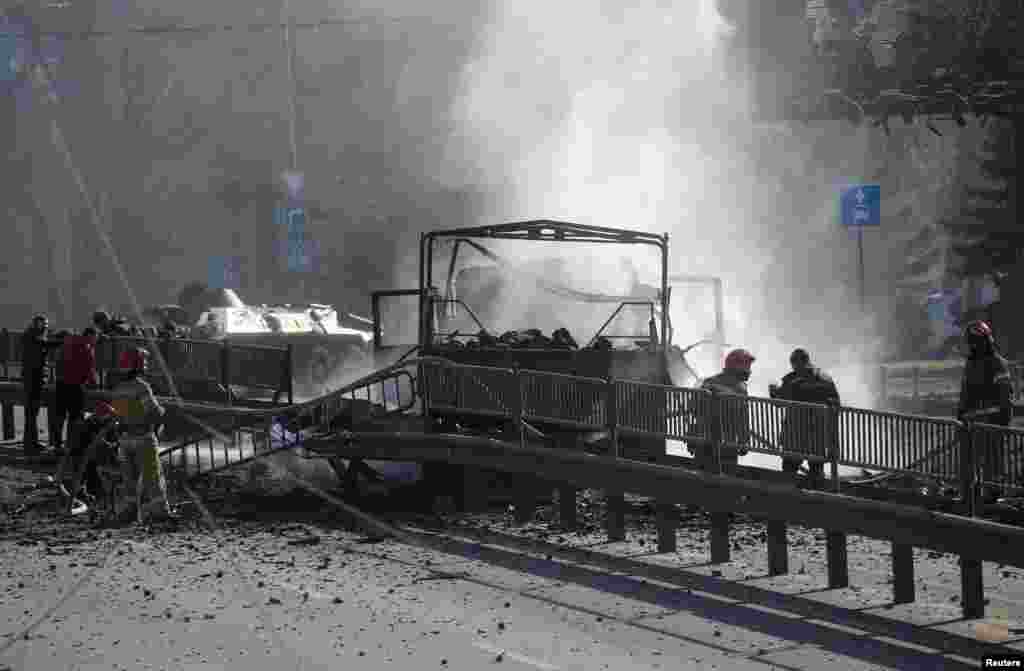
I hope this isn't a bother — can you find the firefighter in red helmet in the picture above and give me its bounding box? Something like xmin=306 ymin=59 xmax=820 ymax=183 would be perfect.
xmin=110 ymin=347 xmax=174 ymax=522
xmin=688 ymin=348 xmax=755 ymax=473
xmin=957 ymin=320 xmax=1014 ymax=501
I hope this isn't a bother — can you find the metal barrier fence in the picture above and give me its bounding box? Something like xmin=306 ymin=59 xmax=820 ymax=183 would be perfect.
xmin=617 ymin=381 xmax=711 ymax=443
xmin=417 ymin=361 xmax=1024 ymax=493
xmin=970 ymin=422 xmax=1024 ymax=491
xmin=838 ymin=407 xmax=962 ymax=481
xmin=0 ymin=330 xmax=291 ymax=399
xmin=880 ymin=360 xmax=1024 ymax=402
xmin=420 ymin=360 xmax=516 ymax=419
xmin=520 ymin=369 xmax=607 ymax=430
xmin=224 ymin=342 xmax=291 ymax=392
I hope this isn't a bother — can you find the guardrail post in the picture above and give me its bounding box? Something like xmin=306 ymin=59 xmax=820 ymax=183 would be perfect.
xmin=955 ymin=419 xmax=985 ymax=618
xmin=707 ymin=390 xmax=730 ymax=564
xmin=1 ymin=402 xmax=14 ymax=441
xmin=826 ymin=531 xmax=849 ymax=588
xmin=892 ymin=543 xmax=915 ymax=604
xmin=961 ymin=557 xmax=985 ymax=619
xmin=655 ymin=502 xmax=677 ymax=553
xmin=709 ymin=512 xmax=730 ymax=564
xmin=824 ymin=404 xmax=849 ymax=588
xmin=604 ymin=377 xmax=625 ymax=542
xmin=557 ymin=433 xmax=579 ymax=530
xmin=912 ymin=366 xmax=920 ymax=403
xmin=511 ymin=365 xmax=534 ymax=525
xmin=766 ymin=520 xmax=788 ymax=576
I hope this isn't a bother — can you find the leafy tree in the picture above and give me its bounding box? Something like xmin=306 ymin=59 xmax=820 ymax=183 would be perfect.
xmin=943 ymin=120 xmax=1018 ymax=288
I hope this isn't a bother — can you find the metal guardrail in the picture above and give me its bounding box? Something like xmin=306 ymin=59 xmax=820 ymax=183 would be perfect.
xmin=970 ymin=422 xmax=1024 ymax=491
xmin=415 ymin=359 xmax=1024 ymax=495
xmin=159 ymin=364 xmax=417 ymax=480
xmin=0 ymin=330 xmax=293 ymax=401
xmin=880 ymin=360 xmax=1024 ymax=402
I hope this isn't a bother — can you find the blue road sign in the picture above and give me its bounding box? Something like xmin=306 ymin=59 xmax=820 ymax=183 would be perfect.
xmin=208 ymin=256 xmax=241 ymax=289
xmin=276 ymin=204 xmax=318 ymax=272
xmin=840 ymin=184 xmax=880 ymax=227
xmin=1 ymin=31 xmax=18 ymax=83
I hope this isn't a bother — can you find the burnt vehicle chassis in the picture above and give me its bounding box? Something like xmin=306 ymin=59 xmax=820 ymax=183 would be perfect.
xmin=373 ymin=220 xmax=674 ymax=479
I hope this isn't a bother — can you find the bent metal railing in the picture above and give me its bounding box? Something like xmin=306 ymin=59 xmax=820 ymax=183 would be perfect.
xmin=159 ymin=362 xmax=418 ymax=481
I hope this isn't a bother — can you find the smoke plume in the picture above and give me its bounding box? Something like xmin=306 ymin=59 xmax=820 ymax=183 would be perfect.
xmin=430 ymin=0 xmax=892 ymax=407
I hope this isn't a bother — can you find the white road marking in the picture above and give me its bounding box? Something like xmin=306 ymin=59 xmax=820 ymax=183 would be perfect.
xmin=472 ymin=640 xmax=563 ymax=670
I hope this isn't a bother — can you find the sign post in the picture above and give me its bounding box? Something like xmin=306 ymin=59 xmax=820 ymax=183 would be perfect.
xmin=840 ymin=184 xmax=880 ymax=312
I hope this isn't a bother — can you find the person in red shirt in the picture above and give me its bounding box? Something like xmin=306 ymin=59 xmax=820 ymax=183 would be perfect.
xmin=53 ymin=327 xmax=99 ymax=501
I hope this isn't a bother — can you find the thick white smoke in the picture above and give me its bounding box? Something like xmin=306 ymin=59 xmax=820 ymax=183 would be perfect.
xmin=435 ymin=0 xmax=886 ymax=409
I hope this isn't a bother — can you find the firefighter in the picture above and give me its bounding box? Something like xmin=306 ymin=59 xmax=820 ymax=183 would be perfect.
xmin=770 ymin=348 xmax=841 ymax=487
xmin=110 ymin=347 xmax=173 ymax=523
xmin=689 ymin=348 xmax=755 ymax=473
xmin=957 ymin=320 xmax=1013 ymax=501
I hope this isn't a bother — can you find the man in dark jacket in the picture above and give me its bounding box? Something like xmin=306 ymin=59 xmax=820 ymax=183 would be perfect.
xmin=770 ymin=348 xmax=841 ymax=486
xmin=957 ymin=320 xmax=1013 ymax=500
xmin=47 ymin=330 xmax=72 ymax=450
xmin=21 ymin=314 xmax=59 ymax=454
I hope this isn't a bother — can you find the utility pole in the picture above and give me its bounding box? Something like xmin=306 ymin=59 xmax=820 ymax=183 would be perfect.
xmin=280 ymin=0 xmax=305 ymax=303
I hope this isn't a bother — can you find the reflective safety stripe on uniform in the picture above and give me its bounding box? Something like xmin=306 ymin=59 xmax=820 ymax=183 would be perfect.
xmin=119 ymin=434 xmax=169 ymax=516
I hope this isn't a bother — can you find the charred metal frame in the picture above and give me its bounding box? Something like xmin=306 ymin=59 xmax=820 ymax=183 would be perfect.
xmin=418 ymin=220 xmax=670 ymax=352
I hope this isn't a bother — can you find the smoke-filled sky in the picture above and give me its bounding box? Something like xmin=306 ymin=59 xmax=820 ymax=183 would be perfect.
xmin=426 ymin=0 xmax=880 ymax=404
xmin=7 ymin=0 xmax=982 ymax=406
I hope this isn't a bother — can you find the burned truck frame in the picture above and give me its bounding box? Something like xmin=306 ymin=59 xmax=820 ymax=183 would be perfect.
xmin=371 ymin=220 xmax=692 ymax=470
xmin=375 ymin=220 xmax=671 ymax=379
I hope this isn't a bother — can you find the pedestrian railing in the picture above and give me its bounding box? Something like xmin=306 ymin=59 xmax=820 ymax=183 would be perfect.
xmin=0 ymin=329 xmax=293 ymax=403
xmin=880 ymin=360 xmax=1024 ymax=403
xmin=414 ymin=359 xmax=1024 ymax=495
xmin=969 ymin=422 xmax=1024 ymax=492
xmin=159 ymin=362 xmax=417 ymax=480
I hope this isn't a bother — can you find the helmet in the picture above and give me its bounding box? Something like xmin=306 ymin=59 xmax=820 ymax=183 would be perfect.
xmin=118 ymin=347 xmax=149 ymax=372
xmin=964 ymin=320 xmax=993 ymax=339
xmin=964 ymin=320 xmax=995 ymax=354
xmin=724 ymin=348 xmax=756 ymax=371
xmin=93 ymin=401 xmax=117 ymax=418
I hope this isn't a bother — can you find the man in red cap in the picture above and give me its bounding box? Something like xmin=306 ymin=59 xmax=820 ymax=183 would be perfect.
xmin=688 ymin=348 xmax=755 ymax=473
